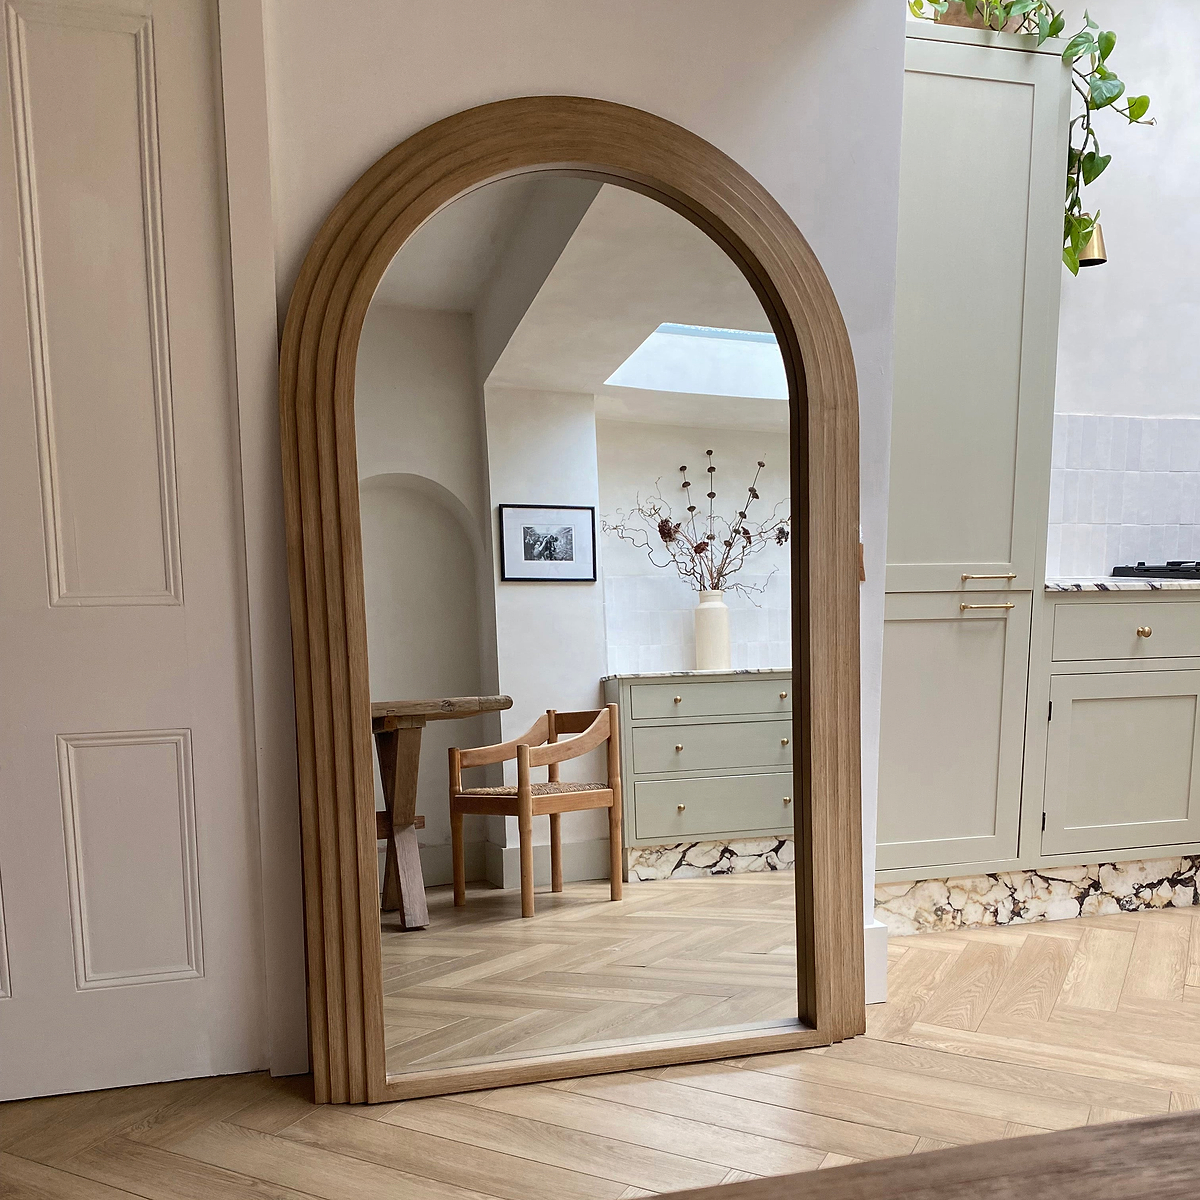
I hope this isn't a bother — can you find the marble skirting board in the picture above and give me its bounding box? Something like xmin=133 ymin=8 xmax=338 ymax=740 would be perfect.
xmin=876 ymin=856 xmax=1200 ymax=936
xmin=627 ymin=837 xmax=795 ymax=880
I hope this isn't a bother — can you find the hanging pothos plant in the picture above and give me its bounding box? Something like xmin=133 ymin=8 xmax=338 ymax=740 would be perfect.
xmin=909 ymin=1 xmax=1154 ymax=273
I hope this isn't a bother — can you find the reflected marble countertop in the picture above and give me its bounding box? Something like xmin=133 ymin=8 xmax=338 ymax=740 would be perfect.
xmin=1045 ymin=576 xmax=1200 ymax=592
xmin=600 ymin=667 xmax=790 ymax=682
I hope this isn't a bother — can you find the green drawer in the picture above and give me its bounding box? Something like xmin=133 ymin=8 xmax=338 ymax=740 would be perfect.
xmin=634 ymin=773 xmax=795 ymax=840
xmin=632 ymin=719 xmax=792 ymax=775
xmin=629 ymin=678 xmax=791 ymax=721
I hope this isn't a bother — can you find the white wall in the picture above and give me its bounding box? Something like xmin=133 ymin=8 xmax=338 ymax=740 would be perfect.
xmin=1056 ymin=1 xmax=1200 ymax=419
xmin=485 ymin=387 xmax=610 ymax=858
xmin=597 ymin=419 xmax=792 ymax=674
xmin=360 ymin=478 xmax=487 ymax=881
xmin=262 ymin=0 xmax=907 ymax=923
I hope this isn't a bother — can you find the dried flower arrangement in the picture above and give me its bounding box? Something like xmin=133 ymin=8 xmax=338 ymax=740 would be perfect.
xmin=602 ymin=450 xmax=789 ymax=597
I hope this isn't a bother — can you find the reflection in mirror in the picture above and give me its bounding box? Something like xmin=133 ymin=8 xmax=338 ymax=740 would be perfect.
xmin=355 ymin=175 xmax=796 ymax=1079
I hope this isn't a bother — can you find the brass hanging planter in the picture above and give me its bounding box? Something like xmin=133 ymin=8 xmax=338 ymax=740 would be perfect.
xmin=1079 ymin=222 xmax=1108 ymax=267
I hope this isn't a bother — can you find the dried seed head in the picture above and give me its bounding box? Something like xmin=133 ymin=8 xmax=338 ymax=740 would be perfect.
xmin=757 ymin=460 xmax=765 ymax=468
xmin=681 ymin=480 xmax=691 ymax=488
xmin=774 ymin=525 xmax=790 ymax=545
xmin=693 ymin=541 xmax=709 ymax=554
xmin=687 ymin=504 xmax=697 ymax=513
xmin=748 ymin=486 xmax=760 ymax=500
xmin=706 ymin=449 xmax=714 ymax=457
xmin=680 ymin=465 xmax=688 ymax=472
xmin=658 ymin=518 xmax=678 ymax=544
xmin=707 ymin=465 xmax=716 ymax=473
xmin=707 ymin=491 xmax=716 ymax=499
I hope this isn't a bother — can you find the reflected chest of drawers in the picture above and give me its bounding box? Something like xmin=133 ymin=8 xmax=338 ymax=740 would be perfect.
xmin=601 ymin=670 xmax=794 ymax=861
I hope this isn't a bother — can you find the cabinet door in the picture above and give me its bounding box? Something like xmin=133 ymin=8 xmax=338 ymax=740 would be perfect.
xmin=1043 ymin=671 xmax=1200 ymax=856
xmin=877 ymin=593 xmax=1031 ymax=870
xmin=886 ymin=34 xmax=1069 ymax=591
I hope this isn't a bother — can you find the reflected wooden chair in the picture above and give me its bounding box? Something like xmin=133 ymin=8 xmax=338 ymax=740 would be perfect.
xmin=448 ymin=704 xmax=623 ymax=918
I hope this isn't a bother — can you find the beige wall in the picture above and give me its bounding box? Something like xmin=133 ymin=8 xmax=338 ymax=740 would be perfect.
xmin=260 ymin=0 xmax=907 ymax=926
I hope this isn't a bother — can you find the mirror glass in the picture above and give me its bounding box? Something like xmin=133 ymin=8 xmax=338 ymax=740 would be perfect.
xmin=356 ymin=174 xmax=797 ymax=1079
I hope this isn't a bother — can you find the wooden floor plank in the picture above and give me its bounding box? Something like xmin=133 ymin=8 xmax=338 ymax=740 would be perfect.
xmin=0 ymin=1152 xmax=142 ymax=1199
xmin=984 ymin=934 xmax=1076 ymax=1023
xmin=916 ymin=942 xmax=1016 ymax=1032
xmin=278 ymin=1104 xmax=627 ymax=1200
xmin=380 ymin=1095 xmax=728 ymax=1193
xmin=479 ymin=1079 xmax=830 ymax=1175
xmin=1057 ymin=929 xmax=1137 ymax=1013
xmin=1120 ymin=915 xmax=1193 ymax=1004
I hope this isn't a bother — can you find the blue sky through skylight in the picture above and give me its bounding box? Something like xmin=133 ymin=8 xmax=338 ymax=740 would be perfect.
xmin=604 ymin=323 xmax=787 ymax=399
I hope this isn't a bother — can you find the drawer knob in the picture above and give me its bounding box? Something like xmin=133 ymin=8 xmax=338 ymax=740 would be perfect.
xmin=673 ymin=695 xmax=683 ymax=704
xmin=781 ymin=737 xmax=790 ymax=747
xmin=675 ymin=743 xmax=684 ymax=752
xmin=779 ymin=691 xmax=788 ymax=700
xmin=1137 ymin=625 xmax=1153 ymax=638
xmin=677 ymin=803 xmax=686 ymax=812
xmin=783 ymin=796 xmax=792 ymax=804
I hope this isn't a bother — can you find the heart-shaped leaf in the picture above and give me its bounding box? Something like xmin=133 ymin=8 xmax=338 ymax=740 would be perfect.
xmin=1126 ymin=94 xmax=1150 ymax=121
xmin=1089 ymin=74 xmax=1125 ymax=108
xmin=1098 ymin=30 xmax=1117 ymax=60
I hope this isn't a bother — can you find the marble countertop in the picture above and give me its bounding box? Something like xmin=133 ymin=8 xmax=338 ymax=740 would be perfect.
xmin=600 ymin=667 xmax=790 ymax=682
xmin=1046 ymin=577 xmax=1200 ymax=592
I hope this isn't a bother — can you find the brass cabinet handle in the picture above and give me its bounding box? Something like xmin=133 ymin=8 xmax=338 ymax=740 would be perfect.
xmin=779 ymin=691 xmax=788 ymax=700
xmin=961 ymin=603 xmax=1016 ymax=612
xmin=962 ymin=573 xmax=1017 ymax=581
xmin=674 ymin=743 xmax=684 ymax=752
xmin=677 ymin=803 xmax=686 ymax=812
xmin=673 ymin=695 xmax=682 ymax=704
xmin=1137 ymin=625 xmax=1153 ymax=638
xmin=783 ymin=796 xmax=792 ymax=804
xmin=780 ymin=737 xmax=790 ymax=747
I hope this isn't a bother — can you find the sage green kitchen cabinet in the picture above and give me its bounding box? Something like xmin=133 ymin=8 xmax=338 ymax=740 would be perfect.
xmin=602 ymin=670 xmax=794 ymax=861
xmin=1042 ymin=669 xmax=1200 ymax=857
xmin=877 ymin=592 xmax=1032 ymax=872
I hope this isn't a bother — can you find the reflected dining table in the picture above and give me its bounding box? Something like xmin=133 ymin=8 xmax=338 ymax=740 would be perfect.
xmin=371 ymin=694 xmax=513 ymax=929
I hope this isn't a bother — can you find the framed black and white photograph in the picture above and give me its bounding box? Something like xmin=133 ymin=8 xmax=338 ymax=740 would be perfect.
xmin=498 ymin=504 xmax=596 ymax=582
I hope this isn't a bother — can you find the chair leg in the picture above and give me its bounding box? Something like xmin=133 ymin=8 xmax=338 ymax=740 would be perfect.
xmin=549 ymin=812 xmax=562 ymax=893
xmin=518 ymin=804 xmax=534 ymax=918
xmin=608 ymin=799 xmax=623 ymax=902
xmin=451 ymin=807 xmax=466 ymax=907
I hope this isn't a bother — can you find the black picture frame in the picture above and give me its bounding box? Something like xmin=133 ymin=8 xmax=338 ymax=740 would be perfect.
xmin=498 ymin=504 xmax=597 ymax=582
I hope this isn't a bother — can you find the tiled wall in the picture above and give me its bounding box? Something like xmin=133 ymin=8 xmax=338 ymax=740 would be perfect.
xmin=1047 ymin=413 xmax=1200 ymax=578
xmin=603 ymin=571 xmax=791 ymax=675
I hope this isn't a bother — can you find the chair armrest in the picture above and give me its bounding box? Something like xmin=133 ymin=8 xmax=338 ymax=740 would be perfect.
xmin=527 ymin=708 xmax=609 ymax=768
xmin=458 ymin=713 xmax=550 ymax=768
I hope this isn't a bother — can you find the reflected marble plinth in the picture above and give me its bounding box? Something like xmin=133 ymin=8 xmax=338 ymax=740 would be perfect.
xmin=628 ymin=836 xmax=794 ymax=880
xmin=875 ymin=855 xmax=1200 ymax=936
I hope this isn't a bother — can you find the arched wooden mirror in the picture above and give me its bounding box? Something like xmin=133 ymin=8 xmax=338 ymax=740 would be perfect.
xmin=280 ymin=96 xmax=863 ymax=1105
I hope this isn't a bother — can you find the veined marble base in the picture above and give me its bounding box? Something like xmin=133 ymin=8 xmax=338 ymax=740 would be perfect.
xmin=876 ymin=856 xmax=1200 ymax=936
xmin=628 ymin=837 xmax=794 ymax=880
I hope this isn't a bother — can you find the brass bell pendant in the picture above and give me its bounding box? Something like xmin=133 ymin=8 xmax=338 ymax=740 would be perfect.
xmin=1079 ymin=222 xmax=1108 ymax=267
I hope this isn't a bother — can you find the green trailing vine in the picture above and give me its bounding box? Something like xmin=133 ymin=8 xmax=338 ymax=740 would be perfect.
xmin=909 ymin=2 xmax=1154 ymax=273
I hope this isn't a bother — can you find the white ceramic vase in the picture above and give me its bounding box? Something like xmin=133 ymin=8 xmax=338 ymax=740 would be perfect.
xmin=694 ymin=589 xmax=731 ymax=671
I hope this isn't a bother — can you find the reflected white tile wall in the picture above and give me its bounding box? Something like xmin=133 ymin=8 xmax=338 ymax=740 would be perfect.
xmin=1047 ymin=414 xmax=1200 ymax=578
xmin=603 ymin=571 xmax=791 ymax=674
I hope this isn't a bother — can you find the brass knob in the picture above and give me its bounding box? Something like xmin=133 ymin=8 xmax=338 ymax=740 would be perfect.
xmin=673 ymin=695 xmax=683 ymax=704
xmin=781 ymin=737 xmax=790 ymax=747
xmin=783 ymin=796 xmax=792 ymax=804
xmin=675 ymin=744 xmax=684 ymax=752
xmin=677 ymin=803 xmax=686 ymax=812
xmin=779 ymin=691 xmax=788 ymax=700
xmin=1137 ymin=626 xmax=1153 ymax=638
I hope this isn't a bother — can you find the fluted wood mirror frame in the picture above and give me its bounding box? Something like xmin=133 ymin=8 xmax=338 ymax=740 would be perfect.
xmin=279 ymin=96 xmax=864 ymax=1105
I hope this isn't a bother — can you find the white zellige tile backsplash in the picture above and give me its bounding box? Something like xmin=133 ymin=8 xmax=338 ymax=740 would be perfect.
xmin=603 ymin=572 xmax=791 ymax=675
xmin=1047 ymin=414 xmax=1200 ymax=578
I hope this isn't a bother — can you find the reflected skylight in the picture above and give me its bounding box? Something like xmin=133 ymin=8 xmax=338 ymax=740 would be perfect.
xmin=604 ymin=323 xmax=787 ymax=399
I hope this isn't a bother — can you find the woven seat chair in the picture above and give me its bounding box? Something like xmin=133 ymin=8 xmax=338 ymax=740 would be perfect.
xmin=448 ymin=704 xmax=623 ymax=917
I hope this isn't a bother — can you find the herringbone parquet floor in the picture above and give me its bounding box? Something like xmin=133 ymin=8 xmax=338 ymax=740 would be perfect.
xmin=382 ymin=876 xmax=799 ymax=1075
xmin=3 ymin=895 xmax=1199 ymax=1200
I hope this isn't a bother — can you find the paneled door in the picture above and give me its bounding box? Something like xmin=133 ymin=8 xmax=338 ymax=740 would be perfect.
xmin=876 ymin=592 xmax=1032 ymax=871
xmin=1043 ymin=671 xmax=1200 ymax=857
xmin=0 ymin=0 xmax=265 ymax=1099
xmin=886 ymin=31 xmax=1069 ymax=592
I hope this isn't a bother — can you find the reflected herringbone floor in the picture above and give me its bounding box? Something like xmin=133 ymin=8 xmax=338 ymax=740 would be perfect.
xmin=382 ymin=875 xmax=799 ymax=1075
xmin=3 ymin=905 xmax=1199 ymax=1200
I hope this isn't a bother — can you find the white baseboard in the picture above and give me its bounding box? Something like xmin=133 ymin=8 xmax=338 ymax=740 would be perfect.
xmin=864 ymin=918 xmax=889 ymax=1004
xmin=485 ymin=837 xmax=612 ymax=890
